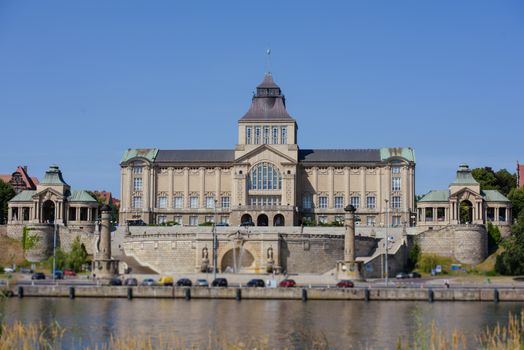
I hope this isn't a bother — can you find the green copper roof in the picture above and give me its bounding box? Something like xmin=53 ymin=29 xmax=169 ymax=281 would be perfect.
xmin=120 ymin=148 xmax=158 ymax=164
xmin=380 ymin=148 xmax=416 ymax=162
xmin=9 ymin=190 xmax=36 ymax=202
xmin=482 ymin=190 xmax=510 ymax=202
xmin=418 ymin=190 xmax=449 ymax=202
xmin=451 ymin=163 xmax=479 ymax=185
xmin=41 ymin=165 xmax=69 ymax=186
xmin=68 ymin=190 xmax=97 ymax=202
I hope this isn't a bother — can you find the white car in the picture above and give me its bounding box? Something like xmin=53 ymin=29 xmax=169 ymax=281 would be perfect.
xmin=196 ymin=279 xmax=209 ymax=287
xmin=3 ymin=267 xmax=15 ymax=273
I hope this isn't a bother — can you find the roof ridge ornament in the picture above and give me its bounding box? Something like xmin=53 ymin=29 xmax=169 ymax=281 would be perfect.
xmin=266 ymin=48 xmax=272 ymax=74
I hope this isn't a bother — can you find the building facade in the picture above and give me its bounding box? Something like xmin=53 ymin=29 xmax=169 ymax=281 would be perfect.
xmin=518 ymin=162 xmax=524 ymax=188
xmin=417 ymin=164 xmax=512 ymax=233
xmin=0 ymin=165 xmax=39 ymax=194
xmin=119 ymin=73 xmax=416 ymax=227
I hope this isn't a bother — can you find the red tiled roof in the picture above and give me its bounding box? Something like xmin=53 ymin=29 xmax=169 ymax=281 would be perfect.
xmin=0 ymin=166 xmax=38 ymax=190
xmin=93 ymin=191 xmax=120 ymax=206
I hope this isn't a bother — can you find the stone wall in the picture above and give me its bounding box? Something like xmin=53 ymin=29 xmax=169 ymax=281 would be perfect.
xmin=0 ymin=225 xmax=6 ymax=236
xmin=415 ymin=224 xmax=488 ymax=264
xmin=6 ymin=223 xmax=97 ymax=262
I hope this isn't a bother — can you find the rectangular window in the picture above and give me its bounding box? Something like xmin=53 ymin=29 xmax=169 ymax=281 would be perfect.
xmin=189 ymin=216 xmax=198 ymax=226
xmin=133 ymin=178 xmax=143 ymax=191
xmin=272 ymin=127 xmax=278 ymax=144
xmin=254 ymin=126 xmax=261 ymax=144
xmin=158 ymin=196 xmax=167 ymax=209
xmin=335 ymin=215 xmax=344 ymax=223
xmin=12 ymin=207 xmax=18 ymax=220
xmin=392 ymin=166 xmax=401 ymax=174
xmin=158 ymin=215 xmax=167 ymax=225
xmin=499 ymin=208 xmax=507 ymax=222
xmin=220 ymin=216 xmax=229 ymax=224
xmin=190 ymin=196 xmax=199 ymax=209
xmin=334 ymin=196 xmax=344 ymax=209
xmin=173 ymin=196 xmax=183 ymax=209
xmin=318 ymin=215 xmax=328 ymax=224
xmin=392 ymin=215 xmax=401 ymax=226
xmin=392 ymin=196 xmax=401 ymax=209
xmin=205 ymin=215 xmax=214 ymax=223
xmin=350 ymin=196 xmax=360 ymax=208
xmin=246 ymin=126 xmax=252 ymax=144
xmin=69 ymin=207 xmax=76 ymax=221
xmin=132 ymin=196 xmax=142 ymax=209
xmin=133 ymin=166 xmax=142 ymax=174
xmin=263 ymin=126 xmax=270 ymax=144
xmin=206 ymin=196 xmax=215 ymax=209
xmin=319 ymin=196 xmax=328 ymax=209
xmin=280 ymin=126 xmax=287 ymax=144
xmin=303 ymin=194 xmax=312 ymax=209
xmin=366 ymin=196 xmax=376 ymax=209
xmin=366 ymin=216 xmax=376 ymax=226
xmin=392 ymin=177 xmax=401 ymax=192
xmin=221 ymin=196 xmax=230 ymax=208
xmin=80 ymin=207 xmax=88 ymax=221
xmin=174 ymin=216 xmax=182 ymax=224
xmin=23 ymin=208 xmax=29 ymax=221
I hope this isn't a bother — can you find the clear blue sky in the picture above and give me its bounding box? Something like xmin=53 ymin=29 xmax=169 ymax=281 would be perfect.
xmin=1 ymin=1 xmax=523 ymax=198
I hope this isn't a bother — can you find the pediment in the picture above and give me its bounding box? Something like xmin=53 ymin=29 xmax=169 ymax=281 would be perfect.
xmin=33 ymin=188 xmax=65 ymax=201
xmin=234 ymin=144 xmax=297 ymax=165
xmin=449 ymin=187 xmax=481 ymax=201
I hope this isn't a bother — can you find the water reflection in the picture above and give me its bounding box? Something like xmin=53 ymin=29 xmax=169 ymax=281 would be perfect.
xmin=0 ymin=298 xmax=522 ymax=349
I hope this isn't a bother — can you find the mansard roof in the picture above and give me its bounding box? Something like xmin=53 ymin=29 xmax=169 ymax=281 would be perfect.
xmin=240 ymin=73 xmax=294 ymax=121
xmin=155 ymin=150 xmax=235 ymax=163
xmin=298 ymin=149 xmax=381 ymax=163
xmin=40 ymin=165 xmax=68 ymax=186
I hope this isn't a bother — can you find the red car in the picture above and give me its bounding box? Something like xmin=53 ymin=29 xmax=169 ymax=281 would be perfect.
xmin=64 ymin=269 xmax=76 ymax=276
xmin=336 ymin=280 xmax=354 ymax=288
xmin=279 ymin=279 xmax=296 ymax=288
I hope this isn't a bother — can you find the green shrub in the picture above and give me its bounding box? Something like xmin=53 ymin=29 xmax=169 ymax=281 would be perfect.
xmin=416 ymin=254 xmax=454 ymax=274
xmin=199 ymin=221 xmax=213 ymax=226
xmin=407 ymin=243 xmax=421 ymax=271
xmin=487 ymin=222 xmax=501 ymax=253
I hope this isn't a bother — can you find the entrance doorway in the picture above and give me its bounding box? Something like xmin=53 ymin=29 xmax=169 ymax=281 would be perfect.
xmin=460 ymin=200 xmax=473 ymax=224
xmin=257 ymin=214 xmax=269 ymax=226
xmin=241 ymin=214 xmax=253 ymax=225
xmin=42 ymin=200 xmax=55 ymax=223
xmin=273 ymin=214 xmax=285 ymax=226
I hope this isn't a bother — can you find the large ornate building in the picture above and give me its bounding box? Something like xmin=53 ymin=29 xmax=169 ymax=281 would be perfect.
xmin=0 ymin=165 xmax=39 ymax=194
xmin=119 ymin=73 xmax=416 ymax=227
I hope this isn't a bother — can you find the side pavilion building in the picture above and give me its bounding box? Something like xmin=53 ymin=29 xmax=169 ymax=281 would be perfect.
xmin=119 ymin=73 xmax=416 ymax=227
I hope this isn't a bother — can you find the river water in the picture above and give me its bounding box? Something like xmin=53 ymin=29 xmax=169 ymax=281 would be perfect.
xmin=1 ymin=298 xmax=523 ymax=349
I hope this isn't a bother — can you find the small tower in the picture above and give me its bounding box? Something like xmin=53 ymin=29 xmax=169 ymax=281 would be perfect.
xmin=93 ymin=205 xmax=119 ymax=282
xmin=337 ymin=205 xmax=364 ymax=280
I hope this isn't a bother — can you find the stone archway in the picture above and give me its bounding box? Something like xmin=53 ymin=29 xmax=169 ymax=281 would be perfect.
xmin=460 ymin=200 xmax=473 ymax=224
xmin=241 ymin=214 xmax=253 ymax=225
xmin=42 ymin=200 xmax=55 ymax=223
xmin=220 ymin=247 xmax=255 ymax=273
xmin=273 ymin=214 xmax=285 ymax=226
xmin=257 ymin=214 xmax=268 ymax=226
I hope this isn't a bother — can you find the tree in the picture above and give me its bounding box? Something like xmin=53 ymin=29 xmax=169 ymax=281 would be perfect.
xmin=495 ymin=212 xmax=524 ymax=275
xmin=87 ymin=191 xmax=120 ymax=223
xmin=0 ymin=180 xmax=16 ymax=224
xmin=407 ymin=243 xmax=421 ymax=271
xmin=486 ymin=222 xmax=501 ymax=254
xmin=471 ymin=167 xmax=517 ymax=196
xmin=508 ymin=187 xmax=524 ymax=221
xmin=66 ymin=236 xmax=88 ymax=272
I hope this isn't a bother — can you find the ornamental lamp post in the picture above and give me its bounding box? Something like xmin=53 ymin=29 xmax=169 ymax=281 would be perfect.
xmin=213 ymin=199 xmax=218 ymax=281
xmin=385 ymin=199 xmax=389 ymax=287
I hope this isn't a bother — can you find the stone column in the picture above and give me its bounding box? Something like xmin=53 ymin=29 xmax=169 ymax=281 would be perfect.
xmin=168 ymin=167 xmax=174 ymax=209
xmin=215 ymin=167 xmax=221 ymax=207
xmin=344 ymin=167 xmax=350 ymax=207
xmin=328 ymin=167 xmax=334 ymax=208
xmin=432 ymin=208 xmax=436 ymax=222
xmin=184 ymin=167 xmax=189 ymax=208
xmin=312 ymin=167 xmax=318 ymax=208
xmin=360 ymin=167 xmax=366 ymax=208
xmin=143 ymin=166 xmax=150 ymax=211
xmin=495 ymin=207 xmax=500 ymax=223
xmin=199 ymin=167 xmax=205 ymax=208
xmin=8 ymin=207 xmax=12 ymax=223
xmin=94 ymin=205 xmax=119 ymax=282
xmin=344 ymin=206 xmax=356 ymax=262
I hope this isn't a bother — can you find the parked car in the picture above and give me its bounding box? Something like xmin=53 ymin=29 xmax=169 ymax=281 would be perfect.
xmin=109 ymin=277 xmax=122 ymax=286
xmin=196 ymin=279 xmax=209 ymax=287
xmin=395 ymin=272 xmax=409 ymax=279
xmin=279 ymin=279 xmax=296 ymax=288
xmin=54 ymin=270 xmax=64 ymax=279
xmin=159 ymin=276 xmax=174 ymax=286
xmin=176 ymin=278 xmax=192 ymax=287
xmin=3 ymin=267 xmax=15 ymax=273
xmin=211 ymin=278 xmax=228 ymax=287
xmin=216 ymin=222 xmax=229 ymax=227
xmin=31 ymin=272 xmax=46 ymax=280
xmin=246 ymin=279 xmax=265 ymax=287
xmin=408 ymin=272 xmax=421 ymax=278
xmin=128 ymin=220 xmax=146 ymax=226
xmin=20 ymin=267 xmax=33 ymax=274
xmin=64 ymin=269 xmax=76 ymax=276
xmin=141 ymin=278 xmax=156 ymax=286
xmin=336 ymin=280 xmax=354 ymax=288
xmin=124 ymin=278 xmax=138 ymax=286
xmin=241 ymin=220 xmax=255 ymax=227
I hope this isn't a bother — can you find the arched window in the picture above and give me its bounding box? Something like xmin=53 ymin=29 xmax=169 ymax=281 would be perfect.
xmin=248 ymin=162 xmax=282 ymax=190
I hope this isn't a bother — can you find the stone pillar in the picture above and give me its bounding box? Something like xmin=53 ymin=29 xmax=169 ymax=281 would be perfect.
xmin=328 ymin=167 xmax=334 ymax=208
xmin=143 ymin=166 xmax=150 ymax=211
xmin=215 ymin=167 xmax=221 ymax=207
xmin=344 ymin=206 xmax=356 ymax=262
xmin=344 ymin=167 xmax=350 ymax=207
xmin=168 ymin=167 xmax=174 ymax=209
xmin=184 ymin=167 xmax=189 ymax=208
xmin=360 ymin=167 xmax=366 ymax=208
xmin=495 ymin=207 xmax=499 ymax=223
xmin=312 ymin=167 xmax=318 ymax=208
xmin=199 ymin=167 xmax=205 ymax=208
xmin=94 ymin=205 xmax=119 ymax=282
